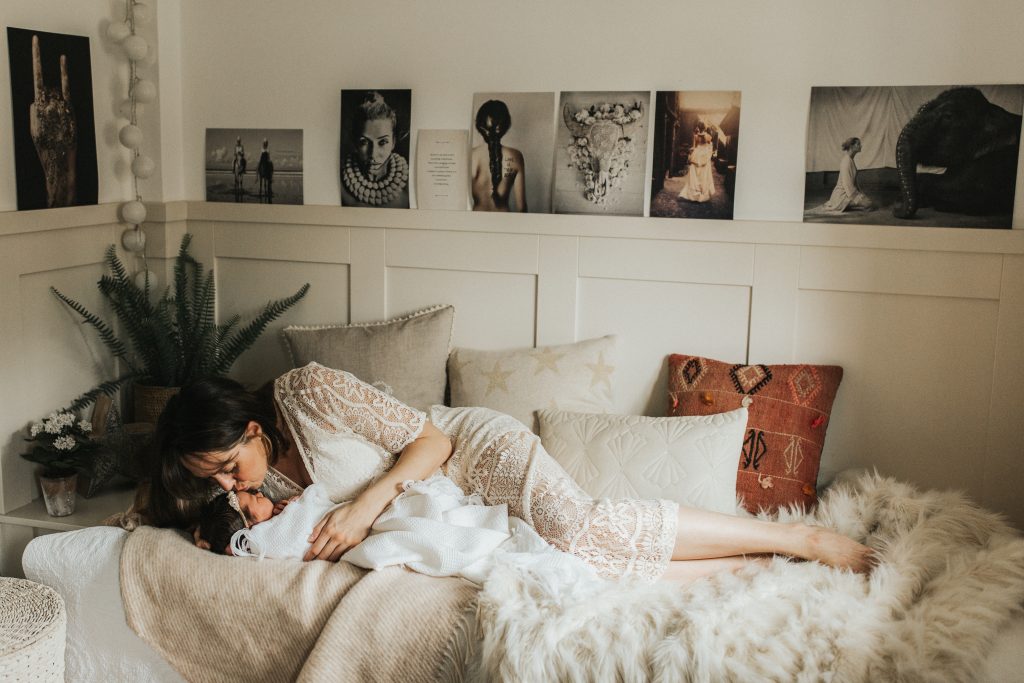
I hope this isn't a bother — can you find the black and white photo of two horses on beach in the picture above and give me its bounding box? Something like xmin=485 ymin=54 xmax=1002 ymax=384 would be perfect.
xmin=205 ymin=128 xmax=303 ymax=204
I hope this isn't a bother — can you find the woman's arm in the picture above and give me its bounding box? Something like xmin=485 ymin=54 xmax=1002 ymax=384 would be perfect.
xmin=303 ymin=421 xmax=452 ymax=561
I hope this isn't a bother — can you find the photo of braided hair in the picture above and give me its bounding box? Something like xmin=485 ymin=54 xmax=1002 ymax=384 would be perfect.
xmin=474 ymin=99 xmax=512 ymax=201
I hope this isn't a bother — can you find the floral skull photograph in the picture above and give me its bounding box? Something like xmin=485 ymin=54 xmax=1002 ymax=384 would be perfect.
xmin=553 ymin=91 xmax=650 ymax=216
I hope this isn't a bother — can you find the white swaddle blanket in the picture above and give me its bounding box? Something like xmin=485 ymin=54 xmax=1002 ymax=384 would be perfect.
xmin=230 ymin=483 xmax=335 ymax=559
xmin=231 ymin=475 xmax=595 ymax=587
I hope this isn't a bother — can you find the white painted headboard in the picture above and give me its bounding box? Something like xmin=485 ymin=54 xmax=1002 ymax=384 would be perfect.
xmin=2 ymin=202 xmax=1022 ymax=532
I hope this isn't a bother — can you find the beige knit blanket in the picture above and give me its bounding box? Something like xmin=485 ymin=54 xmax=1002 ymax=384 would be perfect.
xmin=120 ymin=527 xmax=478 ymax=682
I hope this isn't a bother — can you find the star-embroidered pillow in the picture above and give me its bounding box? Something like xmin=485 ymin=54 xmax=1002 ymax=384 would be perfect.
xmin=667 ymin=354 xmax=843 ymax=513
xmin=448 ymin=336 xmax=616 ymax=433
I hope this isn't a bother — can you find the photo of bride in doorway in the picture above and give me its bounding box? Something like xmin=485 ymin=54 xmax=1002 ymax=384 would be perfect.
xmin=649 ymin=90 xmax=741 ymax=220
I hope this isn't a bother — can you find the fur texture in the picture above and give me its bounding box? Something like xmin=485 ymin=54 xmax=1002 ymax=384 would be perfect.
xmin=476 ymin=472 xmax=1024 ymax=682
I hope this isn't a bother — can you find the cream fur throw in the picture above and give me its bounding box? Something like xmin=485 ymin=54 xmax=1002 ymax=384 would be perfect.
xmin=474 ymin=472 xmax=1024 ymax=682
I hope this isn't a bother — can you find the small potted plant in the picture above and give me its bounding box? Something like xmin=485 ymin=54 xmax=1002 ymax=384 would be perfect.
xmin=52 ymin=233 xmax=310 ymax=421
xmin=22 ymin=411 xmax=110 ymax=516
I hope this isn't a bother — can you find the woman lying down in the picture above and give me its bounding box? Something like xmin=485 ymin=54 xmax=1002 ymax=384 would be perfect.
xmin=198 ymin=475 xmax=583 ymax=585
xmin=154 ymin=362 xmax=873 ymax=587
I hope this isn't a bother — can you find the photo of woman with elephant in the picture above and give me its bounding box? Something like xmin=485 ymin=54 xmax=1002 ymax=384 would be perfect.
xmin=803 ymin=85 xmax=1023 ymax=228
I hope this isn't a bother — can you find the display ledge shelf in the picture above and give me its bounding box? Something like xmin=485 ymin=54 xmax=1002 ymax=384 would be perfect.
xmin=178 ymin=201 xmax=1024 ymax=255
xmin=0 ymin=484 xmax=136 ymax=533
xmin=3 ymin=201 xmax=1023 ymax=255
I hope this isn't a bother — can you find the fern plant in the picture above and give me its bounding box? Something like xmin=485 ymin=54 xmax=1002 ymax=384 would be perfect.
xmin=54 ymin=233 xmax=310 ymax=411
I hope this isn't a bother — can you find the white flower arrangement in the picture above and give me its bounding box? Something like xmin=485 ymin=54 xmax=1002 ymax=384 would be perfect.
xmin=23 ymin=409 xmax=103 ymax=476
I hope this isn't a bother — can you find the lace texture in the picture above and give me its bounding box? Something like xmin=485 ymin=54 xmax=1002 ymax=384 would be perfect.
xmin=274 ymin=363 xmax=426 ymax=502
xmin=432 ymin=406 xmax=678 ymax=581
xmin=262 ymin=468 xmax=303 ymax=501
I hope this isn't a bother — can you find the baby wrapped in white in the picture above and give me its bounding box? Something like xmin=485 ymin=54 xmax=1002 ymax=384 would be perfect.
xmin=231 ymin=475 xmax=595 ymax=586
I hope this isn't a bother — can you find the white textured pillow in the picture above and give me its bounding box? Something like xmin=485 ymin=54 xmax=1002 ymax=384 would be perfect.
xmin=537 ymin=407 xmax=747 ymax=514
xmin=448 ymin=336 xmax=616 ymax=433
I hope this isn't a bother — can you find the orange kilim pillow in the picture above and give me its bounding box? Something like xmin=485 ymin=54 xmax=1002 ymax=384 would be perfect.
xmin=667 ymin=354 xmax=843 ymax=513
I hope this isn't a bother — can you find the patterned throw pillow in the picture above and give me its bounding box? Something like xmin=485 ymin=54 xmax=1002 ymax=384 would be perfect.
xmin=537 ymin=408 xmax=747 ymax=514
xmin=448 ymin=336 xmax=616 ymax=433
xmin=667 ymin=354 xmax=843 ymax=513
xmin=281 ymin=305 xmax=454 ymax=411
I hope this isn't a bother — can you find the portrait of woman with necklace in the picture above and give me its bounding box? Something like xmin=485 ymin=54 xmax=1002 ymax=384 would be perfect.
xmin=340 ymin=90 xmax=410 ymax=208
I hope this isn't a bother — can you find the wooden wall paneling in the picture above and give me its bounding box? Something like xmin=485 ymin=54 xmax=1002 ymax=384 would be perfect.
xmin=577 ymin=238 xmax=753 ymax=416
xmin=799 ymin=246 xmax=1002 ymax=299
xmin=0 ymin=225 xmax=119 ymax=514
xmin=536 ymin=235 xmax=579 ymax=347
xmin=214 ymin=221 xmax=353 ymax=386
xmin=793 ymin=246 xmax=1001 ymax=512
xmin=984 ymin=254 xmax=1024 ymax=528
xmin=350 ymin=227 xmax=385 ymax=322
xmin=385 ymin=228 xmax=540 ymax=350
xmin=748 ymin=245 xmax=801 ymax=364
xmin=386 ymin=228 xmax=539 ymax=275
xmin=579 ymin=237 xmax=755 ymax=286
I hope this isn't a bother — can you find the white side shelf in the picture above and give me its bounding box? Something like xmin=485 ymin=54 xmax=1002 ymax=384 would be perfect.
xmin=0 ymin=485 xmax=137 ymax=533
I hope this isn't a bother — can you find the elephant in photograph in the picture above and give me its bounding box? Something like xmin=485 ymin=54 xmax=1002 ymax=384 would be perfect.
xmin=894 ymin=87 xmax=1022 ymax=219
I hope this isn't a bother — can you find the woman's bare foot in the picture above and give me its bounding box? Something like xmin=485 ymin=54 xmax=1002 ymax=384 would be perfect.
xmin=800 ymin=525 xmax=875 ymax=573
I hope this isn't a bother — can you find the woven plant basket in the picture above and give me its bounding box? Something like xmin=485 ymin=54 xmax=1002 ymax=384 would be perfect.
xmin=0 ymin=578 xmax=66 ymax=682
xmin=133 ymin=384 xmax=181 ymax=424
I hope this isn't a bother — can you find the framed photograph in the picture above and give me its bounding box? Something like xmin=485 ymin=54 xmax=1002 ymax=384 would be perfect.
xmin=205 ymin=128 xmax=303 ymax=204
xmin=340 ymin=89 xmax=411 ymax=208
xmin=470 ymin=92 xmax=555 ymax=213
xmin=553 ymin=91 xmax=650 ymax=216
xmin=7 ymin=27 xmax=98 ymax=210
xmin=804 ymin=85 xmax=1023 ymax=228
xmin=649 ymin=91 xmax=742 ymax=220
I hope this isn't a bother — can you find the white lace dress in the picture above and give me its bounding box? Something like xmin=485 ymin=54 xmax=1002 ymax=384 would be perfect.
xmin=272 ymin=362 xmax=678 ymax=581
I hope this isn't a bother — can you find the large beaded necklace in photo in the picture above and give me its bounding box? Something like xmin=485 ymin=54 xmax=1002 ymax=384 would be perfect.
xmin=342 ymin=152 xmax=409 ymax=206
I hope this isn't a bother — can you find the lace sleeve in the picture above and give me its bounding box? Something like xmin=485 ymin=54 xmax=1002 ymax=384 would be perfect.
xmin=274 ymin=362 xmax=426 ymax=454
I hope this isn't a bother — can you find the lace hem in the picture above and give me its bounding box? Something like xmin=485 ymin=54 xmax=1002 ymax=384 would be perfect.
xmin=433 ymin=405 xmax=677 ymax=582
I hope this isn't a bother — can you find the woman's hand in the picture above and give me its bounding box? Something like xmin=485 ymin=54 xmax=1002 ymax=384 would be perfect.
xmin=304 ymin=501 xmax=377 ymax=562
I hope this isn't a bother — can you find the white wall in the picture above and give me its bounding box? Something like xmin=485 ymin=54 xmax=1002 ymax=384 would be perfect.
xmin=173 ymin=0 xmax=1024 ymax=226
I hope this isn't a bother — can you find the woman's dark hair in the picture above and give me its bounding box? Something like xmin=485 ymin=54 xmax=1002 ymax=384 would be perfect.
xmin=475 ymin=100 xmax=512 ymax=201
xmin=198 ymin=494 xmax=247 ymax=555
xmin=841 ymin=136 xmax=861 ymax=151
xmin=153 ymin=376 xmax=286 ymax=503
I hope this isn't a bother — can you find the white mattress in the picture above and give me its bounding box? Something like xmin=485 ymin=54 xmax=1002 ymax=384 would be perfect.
xmin=22 ymin=527 xmax=184 ymax=683
xmin=22 ymin=526 xmax=1024 ymax=682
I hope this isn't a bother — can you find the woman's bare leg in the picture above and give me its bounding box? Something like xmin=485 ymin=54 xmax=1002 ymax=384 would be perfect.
xmin=672 ymin=506 xmax=874 ymax=573
xmin=661 ymin=556 xmax=769 ymax=585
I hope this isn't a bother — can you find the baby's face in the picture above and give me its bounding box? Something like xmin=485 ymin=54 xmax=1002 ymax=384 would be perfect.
xmin=236 ymin=490 xmax=274 ymax=524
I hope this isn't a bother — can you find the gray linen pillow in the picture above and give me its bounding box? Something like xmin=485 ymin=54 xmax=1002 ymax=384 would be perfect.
xmin=448 ymin=335 xmax=616 ymax=433
xmin=281 ymin=304 xmax=454 ymax=411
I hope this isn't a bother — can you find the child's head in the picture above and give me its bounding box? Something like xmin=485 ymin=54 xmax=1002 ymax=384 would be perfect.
xmin=198 ymin=489 xmax=275 ymax=554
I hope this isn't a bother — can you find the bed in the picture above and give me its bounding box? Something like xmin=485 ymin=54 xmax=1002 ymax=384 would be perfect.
xmin=23 ymin=468 xmax=1024 ymax=682
xmin=18 ymin=328 xmax=1024 ymax=681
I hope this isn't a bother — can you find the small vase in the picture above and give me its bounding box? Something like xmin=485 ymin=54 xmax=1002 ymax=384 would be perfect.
xmin=39 ymin=472 xmax=78 ymax=517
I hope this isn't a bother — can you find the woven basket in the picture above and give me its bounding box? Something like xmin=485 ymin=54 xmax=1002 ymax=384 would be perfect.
xmin=133 ymin=383 xmax=181 ymax=423
xmin=0 ymin=578 xmax=66 ymax=682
